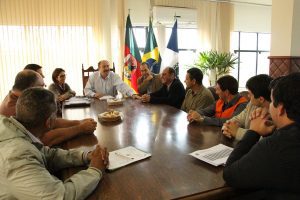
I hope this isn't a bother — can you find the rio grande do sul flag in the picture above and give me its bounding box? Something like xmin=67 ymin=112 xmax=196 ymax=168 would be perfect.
xmin=124 ymin=15 xmax=142 ymax=92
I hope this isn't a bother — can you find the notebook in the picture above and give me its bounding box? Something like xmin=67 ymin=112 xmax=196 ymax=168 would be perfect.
xmin=108 ymin=146 xmax=151 ymax=171
xmin=190 ymin=144 xmax=233 ymax=166
xmin=64 ymin=97 xmax=91 ymax=108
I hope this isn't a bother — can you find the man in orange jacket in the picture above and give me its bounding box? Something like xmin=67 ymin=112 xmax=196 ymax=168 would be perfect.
xmin=187 ymin=75 xmax=248 ymax=127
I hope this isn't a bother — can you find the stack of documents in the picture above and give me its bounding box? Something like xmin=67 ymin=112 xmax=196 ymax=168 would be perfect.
xmin=108 ymin=146 xmax=151 ymax=171
xmin=99 ymin=95 xmax=114 ymax=100
xmin=64 ymin=97 xmax=90 ymax=108
xmin=190 ymin=144 xmax=233 ymax=166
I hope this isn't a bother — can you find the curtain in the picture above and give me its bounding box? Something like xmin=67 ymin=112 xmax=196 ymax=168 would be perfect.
xmin=196 ymin=1 xmax=232 ymax=52
xmin=0 ymin=0 xmax=124 ymax=100
xmin=151 ymin=0 xmax=232 ymax=52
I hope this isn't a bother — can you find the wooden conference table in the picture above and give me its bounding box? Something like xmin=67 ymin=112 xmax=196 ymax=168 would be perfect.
xmin=61 ymin=98 xmax=237 ymax=200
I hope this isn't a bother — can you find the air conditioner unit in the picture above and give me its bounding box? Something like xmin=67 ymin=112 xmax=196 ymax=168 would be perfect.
xmin=152 ymin=6 xmax=197 ymax=27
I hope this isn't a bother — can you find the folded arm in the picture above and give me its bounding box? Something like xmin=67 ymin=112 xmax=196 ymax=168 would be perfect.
xmin=41 ymin=118 xmax=97 ymax=147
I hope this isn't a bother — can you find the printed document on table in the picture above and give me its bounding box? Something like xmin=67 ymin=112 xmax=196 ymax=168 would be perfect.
xmin=108 ymin=146 xmax=151 ymax=171
xmin=190 ymin=144 xmax=233 ymax=166
xmin=64 ymin=97 xmax=91 ymax=107
xmin=99 ymin=95 xmax=114 ymax=100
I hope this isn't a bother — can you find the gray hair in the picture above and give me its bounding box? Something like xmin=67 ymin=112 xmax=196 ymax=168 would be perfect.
xmin=16 ymin=88 xmax=57 ymax=129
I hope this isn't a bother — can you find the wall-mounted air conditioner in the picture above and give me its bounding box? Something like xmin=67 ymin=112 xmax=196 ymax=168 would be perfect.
xmin=152 ymin=6 xmax=197 ymax=28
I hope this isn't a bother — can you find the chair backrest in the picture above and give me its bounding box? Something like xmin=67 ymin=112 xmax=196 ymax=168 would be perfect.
xmin=81 ymin=63 xmax=116 ymax=95
xmin=239 ymin=91 xmax=250 ymax=102
xmin=111 ymin=62 xmax=116 ymax=73
xmin=82 ymin=64 xmax=98 ymax=95
xmin=208 ymin=86 xmax=219 ymax=101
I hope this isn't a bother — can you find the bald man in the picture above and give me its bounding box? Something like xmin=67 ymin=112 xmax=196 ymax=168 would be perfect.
xmin=0 ymin=70 xmax=97 ymax=147
xmin=0 ymin=70 xmax=45 ymax=117
xmin=84 ymin=60 xmax=136 ymax=98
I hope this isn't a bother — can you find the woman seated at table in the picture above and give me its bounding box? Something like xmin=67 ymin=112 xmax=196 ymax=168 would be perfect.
xmin=49 ymin=68 xmax=76 ymax=114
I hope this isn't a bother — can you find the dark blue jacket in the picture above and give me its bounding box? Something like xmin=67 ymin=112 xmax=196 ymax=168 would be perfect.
xmin=150 ymin=78 xmax=185 ymax=109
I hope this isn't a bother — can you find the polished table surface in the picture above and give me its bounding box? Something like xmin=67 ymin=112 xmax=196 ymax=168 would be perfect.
xmin=61 ymin=98 xmax=236 ymax=200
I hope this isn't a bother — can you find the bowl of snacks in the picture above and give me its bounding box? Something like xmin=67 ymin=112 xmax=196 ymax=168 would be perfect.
xmin=98 ymin=110 xmax=123 ymax=122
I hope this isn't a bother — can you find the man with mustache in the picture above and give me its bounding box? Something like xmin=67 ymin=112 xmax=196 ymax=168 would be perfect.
xmin=84 ymin=60 xmax=136 ymax=98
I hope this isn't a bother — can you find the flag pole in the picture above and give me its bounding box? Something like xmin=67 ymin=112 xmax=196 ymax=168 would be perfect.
xmin=150 ymin=8 xmax=153 ymax=22
xmin=174 ymin=13 xmax=180 ymax=21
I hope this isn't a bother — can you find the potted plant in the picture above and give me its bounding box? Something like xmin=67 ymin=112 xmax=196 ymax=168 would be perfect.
xmin=194 ymin=50 xmax=238 ymax=86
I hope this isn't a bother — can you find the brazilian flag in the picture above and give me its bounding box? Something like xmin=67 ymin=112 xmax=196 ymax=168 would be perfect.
xmin=142 ymin=20 xmax=161 ymax=74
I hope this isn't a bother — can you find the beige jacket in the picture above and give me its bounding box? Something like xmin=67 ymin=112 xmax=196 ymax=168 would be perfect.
xmin=137 ymin=73 xmax=162 ymax=95
xmin=228 ymin=102 xmax=258 ymax=140
xmin=0 ymin=116 xmax=102 ymax=200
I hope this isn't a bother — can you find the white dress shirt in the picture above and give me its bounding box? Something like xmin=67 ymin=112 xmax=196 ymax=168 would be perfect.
xmin=84 ymin=71 xmax=134 ymax=97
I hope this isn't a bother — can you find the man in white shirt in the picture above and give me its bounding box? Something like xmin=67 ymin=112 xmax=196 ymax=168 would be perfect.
xmin=84 ymin=60 xmax=135 ymax=98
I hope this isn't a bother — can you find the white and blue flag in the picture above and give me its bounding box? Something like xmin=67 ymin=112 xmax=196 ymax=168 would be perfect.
xmin=161 ymin=20 xmax=179 ymax=75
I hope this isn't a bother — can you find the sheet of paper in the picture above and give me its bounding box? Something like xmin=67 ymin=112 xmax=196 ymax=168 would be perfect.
xmin=64 ymin=96 xmax=90 ymax=107
xmin=108 ymin=146 xmax=151 ymax=170
xmin=190 ymin=144 xmax=233 ymax=167
xmin=99 ymin=95 xmax=114 ymax=100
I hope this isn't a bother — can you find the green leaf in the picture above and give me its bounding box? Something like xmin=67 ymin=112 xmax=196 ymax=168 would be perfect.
xmin=193 ymin=50 xmax=238 ymax=78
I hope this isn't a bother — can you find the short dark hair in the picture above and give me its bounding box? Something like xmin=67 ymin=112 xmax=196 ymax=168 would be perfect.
xmin=246 ymin=74 xmax=273 ymax=101
xmin=16 ymin=88 xmax=57 ymax=129
xmin=52 ymin=68 xmax=65 ymax=84
xmin=141 ymin=62 xmax=150 ymax=69
xmin=12 ymin=70 xmax=40 ymax=91
xmin=187 ymin=68 xmax=203 ymax=85
xmin=270 ymin=72 xmax=300 ymax=123
xmin=24 ymin=64 xmax=42 ymax=71
xmin=216 ymin=75 xmax=238 ymax=95
xmin=269 ymin=76 xmax=284 ymax=91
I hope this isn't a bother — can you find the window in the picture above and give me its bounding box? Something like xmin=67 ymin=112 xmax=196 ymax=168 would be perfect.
xmin=132 ymin=26 xmax=147 ymax=55
xmin=231 ymin=32 xmax=271 ymax=89
xmin=132 ymin=26 xmax=197 ymax=85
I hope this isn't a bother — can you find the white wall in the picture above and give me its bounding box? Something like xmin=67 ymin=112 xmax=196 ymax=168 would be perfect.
xmin=124 ymin=0 xmax=150 ymax=26
xmin=290 ymin=0 xmax=300 ymax=56
xmin=233 ymin=3 xmax=272 ymax=33
xmin=270 ymin=0 xmax=294 ymax=56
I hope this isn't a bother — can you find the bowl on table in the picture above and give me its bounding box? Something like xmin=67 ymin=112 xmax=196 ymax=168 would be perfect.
xmin=98 ymin=110 xmax=123 ymax=122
